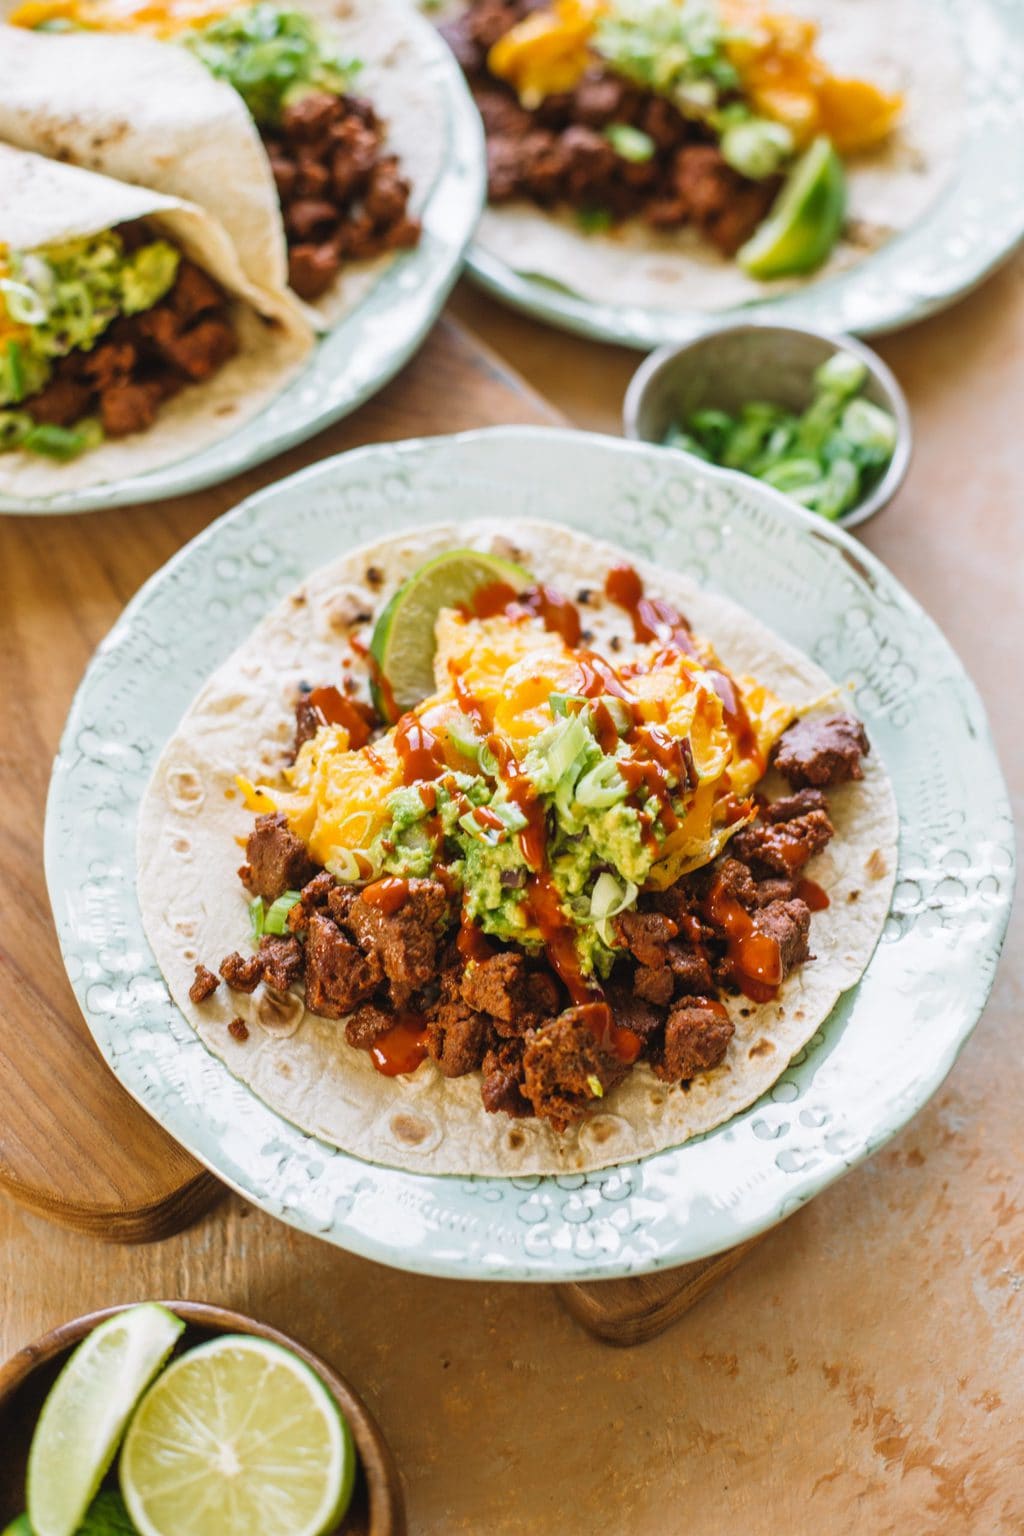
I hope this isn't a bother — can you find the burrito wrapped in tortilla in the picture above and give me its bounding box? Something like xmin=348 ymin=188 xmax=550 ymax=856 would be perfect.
xmin=138 ymin=520 xmax=897 ymax=1177
xmin=0 ymin=0 xmax=445 ymax=325
xmin=0 ymin=143 xmax=312 ymax=496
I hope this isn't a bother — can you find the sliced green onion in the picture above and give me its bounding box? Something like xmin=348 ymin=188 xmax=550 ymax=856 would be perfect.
xmin=546 ymin=715 xmax=593 ymax=785
xmin=814 ymin=350 xmax=868 ymax=399
xmin=0 ymin=276 xmax=48 ymax=326
xmin=604 ymin=123 xmax=656 ymax=163
xmin=458 ymin=810 xmax=504 ymax=844
xmin=22 ymin=420 xmax=100 ymax=461
xmin=759 ymin=457 xmax=822 ymax=494
xmin=719 ymin=116 xmax=793 ymax=179
xmin=4 ymin=341 xmax=25 ymax=404
xmin=576 ymin=206 xmax=614 ymax=233
xmin=248 ymin=896 xmax=266 ymax=941
xmin=664 ymin=427 xmax=712 ymax=462
xmin=575 ymin=757 xmax=627 ymax=810
xmin=549 ymin=692 xmax=587 ymax=718
xmin=0 ymin=410 xmax=32 ymax=451
xmin=264 ymin=890 xmax=302 ymax=935
xmin=586 ymin=871 xmax=639 ymax=946
xmin=840 ymin=398 xmax=899 ymax=461
xmin=586 ymin=1074 xmax=604 ymax=1098
xmin=326 ymin=850 xmax=366 ymax=883
xmin=446 ymin=718 xmax=483 ymax=762
xmin=809 ymin=458 xmax=861 ymax=520
xmin=478 ymin=741 xmax=499 ymax=778
xmin=598 ymin=696 xmax=632 ymax=737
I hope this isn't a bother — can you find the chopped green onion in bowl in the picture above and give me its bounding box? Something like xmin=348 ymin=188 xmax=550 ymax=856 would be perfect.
xmin=663 ymin=349 xmax=899 ymax=522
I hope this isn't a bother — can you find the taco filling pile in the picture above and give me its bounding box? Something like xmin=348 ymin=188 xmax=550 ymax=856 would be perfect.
xmin=0 ymin=224 xmax=237 ymax=457
xmin=440 ymin=0 xmax=903 ymax=275
xmin=186 ymin=550 xmax=872 ymax=1134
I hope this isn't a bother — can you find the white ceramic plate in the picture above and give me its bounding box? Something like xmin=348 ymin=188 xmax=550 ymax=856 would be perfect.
xmin=46 ymin=428 xmax=1014 ymax=1280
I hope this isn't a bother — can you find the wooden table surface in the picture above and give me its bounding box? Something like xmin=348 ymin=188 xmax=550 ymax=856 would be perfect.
xmin=2 ymin=257 xmax=1022 ymax=1533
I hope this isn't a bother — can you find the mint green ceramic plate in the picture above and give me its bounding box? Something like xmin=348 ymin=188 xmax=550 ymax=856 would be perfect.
xmin=466 ymin=0 xmax=1024 ymax=348
xmin=45 ymin=429 xmax=1014 ymax=1280
xmin=1 ymin=9 xmax=485 ymax=517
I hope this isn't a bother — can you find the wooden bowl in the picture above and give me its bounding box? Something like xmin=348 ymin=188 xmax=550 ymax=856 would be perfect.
xmin=0 ymin=1300 xmax=405 ymax=1535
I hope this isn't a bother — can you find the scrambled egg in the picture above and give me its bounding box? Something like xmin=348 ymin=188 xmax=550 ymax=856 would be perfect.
xmin=487 ymin=0 xmax=901 ymax=156
xmin=720 ymin=0 xmax=903 ymax=153
xmin=245 ymin=607 xmax=796 ymax=887
xmin=9 ymin=0 xmax=231 ymax=35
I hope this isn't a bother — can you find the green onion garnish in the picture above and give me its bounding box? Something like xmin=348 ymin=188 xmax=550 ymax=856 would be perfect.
xmin=248 ymin=896 xmax=265 ymax=940
xmin=5 ymin=341 xmax=25 ymax=404
xmin=22 ymin=419 xmax=102 ymax=461
xmin=604 ymin=124 xmax=656 ymax=163
xmin=264 ymin=890 xmax=302 ymax=935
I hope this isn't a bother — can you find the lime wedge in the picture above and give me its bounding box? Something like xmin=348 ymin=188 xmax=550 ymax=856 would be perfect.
xmin=27 ymin=1304 xmax=184 ymax=1536
xmin=119 ymin=1334 xmax=355 ymax=1536
xmin=369 ymin=548 xmax=531 ymax=721
xmin=738 ymin=136 xmax=846 ymax=279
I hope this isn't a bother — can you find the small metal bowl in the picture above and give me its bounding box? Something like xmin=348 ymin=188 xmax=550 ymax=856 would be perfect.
xmin=623 ymin=322 xmax=912 ymax=530
xmin=0 ymin=1300 xmax=406 ymax=1535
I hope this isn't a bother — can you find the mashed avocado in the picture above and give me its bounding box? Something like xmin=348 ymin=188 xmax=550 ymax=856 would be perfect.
xmin=185 ymin=3 xmax=359 ymax=126
xmin=367 ymin=698 xmax=680 ymax=978
xmin=0 ymin=229 xmax=180 ymax=425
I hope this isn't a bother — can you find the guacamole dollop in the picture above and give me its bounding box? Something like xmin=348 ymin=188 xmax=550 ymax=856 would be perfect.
xmin=0 ymin=230 xmax=179 ymax=409
xmin=185 ymin=3 xmax=359 ymax=126
xmin=369 ymin=703 xmax=669 ymax=979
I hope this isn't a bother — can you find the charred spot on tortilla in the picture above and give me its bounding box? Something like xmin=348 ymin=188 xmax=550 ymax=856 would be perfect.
xmin=866 ymin=849 xmax=887 ymax=880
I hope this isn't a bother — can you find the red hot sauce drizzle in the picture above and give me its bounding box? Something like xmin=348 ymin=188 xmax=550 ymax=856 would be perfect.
xmin=795 ymin=877 xmax=830 ymax=912
xmin=604 ymin=563 xmax=698 ymax=657
xmin=305 ymin=685 xmax=373 ymax=749
xmin=394 ymin=714 xmax=446 ymax=783
xmin=370 ymin=1015 xmax=430 ymax=1076
xmin=468 ymin=579 xmax=582 ymax=647
xmin=360 ymin=877 xmax=410 ymax=916
xmin=704 ymin=874 xmax=781 ymax=1004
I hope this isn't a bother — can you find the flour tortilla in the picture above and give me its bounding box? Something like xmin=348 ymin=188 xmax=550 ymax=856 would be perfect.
xmin=0 ymin=143 xmax=313 ymax=496
xmin=466 ymin=0 xmax=965 ymax=313
xmin=0 ymin=0 xmax=449 ymax=327
xmin=138 ymin=520 xmax=897 ymax=1176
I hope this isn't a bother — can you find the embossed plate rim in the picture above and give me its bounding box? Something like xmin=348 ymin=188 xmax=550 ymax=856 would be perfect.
xmin=45 ymin=427 xmax=1015 ymax=1280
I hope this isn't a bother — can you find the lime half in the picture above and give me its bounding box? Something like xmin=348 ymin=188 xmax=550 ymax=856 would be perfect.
xmin=119 ymin=1334 xmax=355 ymax=1536
xmin=369 ymin=548 xmax=531 ymax=721
xmin=27 ymin=1304 xmax=184 ymax=1536
xmin=738 ymin=136 xmax=846 ymax=279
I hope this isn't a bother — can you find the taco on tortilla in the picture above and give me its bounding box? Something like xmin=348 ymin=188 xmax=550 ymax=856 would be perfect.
xmin=0 ymin=0 xmax=436 ymax=323
xmin=0 ymin=142 xmax=311 ymax=495
xmin=138 ymin=520 xmax=897 ymax=1176
xmin=438 ymin=0 xmax=962 ymax=311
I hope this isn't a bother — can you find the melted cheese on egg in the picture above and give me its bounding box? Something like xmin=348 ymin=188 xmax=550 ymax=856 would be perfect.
xmin=243 ymin=605 xmax=796 ymax=884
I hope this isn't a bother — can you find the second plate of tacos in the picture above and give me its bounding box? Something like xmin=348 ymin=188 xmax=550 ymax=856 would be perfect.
xmin=437 ymin=0 xmax=1024 ymax=345
xmin=0 ymin=143 xmax=311 ymax=498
